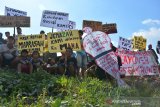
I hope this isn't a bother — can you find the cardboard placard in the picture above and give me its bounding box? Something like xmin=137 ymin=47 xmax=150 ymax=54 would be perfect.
xmin=102 ymin=23 xmax=117 ymax=34
xmin=83 ymin=20 xmax=102 ymax=31
xmin=0 ymin=16 xmax=30 ymax=27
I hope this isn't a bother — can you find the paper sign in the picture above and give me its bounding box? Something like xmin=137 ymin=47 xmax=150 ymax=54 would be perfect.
xmin=5 ymin=6 xmax=27 ymax=16
xmin=118 ymin=37 xmax=132 ymax=50
xmin=40 ymin=10 xmax=69 ymax=28
xmin=102 ymin=23 xmax=117 ymax=34
xmin=47 ymin=30 xmax=81 ymax=53
xmin=83 ymin=27 xmax=92 ymax=35
xmin=83 ymin=31 xmax=128 ymax=87
xmin=0 ymin=16 xmax=30 ymax=27
xmin=117 ymin=49 xmax=159 ymax=76
xmin=18 ymin=34 xmax=45 ymax=54
xmin=56 ymin=20 xmax=76 ymax=31
xmin=83 ymin=20 xmax=102 ymax=31
xmin=132 ymin=36 xmax=147 ymax=51
xmin=83 ymin=31 xmax=111 ymax=57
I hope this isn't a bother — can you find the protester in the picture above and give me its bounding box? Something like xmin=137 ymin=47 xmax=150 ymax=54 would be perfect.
xmin=76 ymin=30 xmax=88 ymax=77
xmin=45 ymin=58 xmax=58 ymax=74
xmin=0 ymin=36 xmax=19 ymax=68
xmin=5 ymin=31 xmax=10 ymax=38
xmin=0 ymin=32 xmax=5 ymax=45
xmin=156 ymin=41 xmax=160 ymax=54
xmin=4 ymin=31 xmax=10 ymax=43
xmin=56 ymin=52 xmax=66 ymax=75
xmin=17 ymin=49 xmax=32 ymax=74
xmin=17 ymin=27 xmax=22 ymax=35
xmin=30 ymin=51 xmax=44 ymax=72
xmin=148 ymin=44 xmax=159 ymax=64
xmin=111 ymin=43 xmax=122 ymax=70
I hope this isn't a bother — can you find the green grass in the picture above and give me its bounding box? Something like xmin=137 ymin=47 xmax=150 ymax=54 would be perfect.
xmin=0 ymin=68 xmax=160 ymax=107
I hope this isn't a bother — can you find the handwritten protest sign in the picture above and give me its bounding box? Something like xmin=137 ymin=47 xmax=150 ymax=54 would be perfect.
xmin=56 ymin=20 xmax=76 ymax=31
xmin=5 ymin=6 xmax=27 ymax=16
xmin=47 ymin=30 xmax=81 ymax=53
xmin=118 ymin=37 xmax=132 ymax=50
xmin=117 ymin=49 xmax=159 ymax=76
xmin=83 ymin=20 xmax=102 ymax=31
xmin=83 ymin=31 xmax=111 ymax=57
xmin=83 ymin=27 xmax=92 ymax=35
xmin=132 ymin=36 xmax=147 ymax=51
xmin=18 ymin=34 xmax=45 ymax=54
xmin=0 ymin=16 xmax=30 ymax=27
xmin=40 ymin=10 xmax=69 ymax=28
xmin=102 ymin=23 xmax=117 ymax=34
xmin=83 ymin=31 xmax=128 ymax=87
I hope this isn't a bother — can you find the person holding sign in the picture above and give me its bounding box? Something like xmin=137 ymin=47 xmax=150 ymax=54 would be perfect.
xmin=156 ymin=41 xmax=160 ymax=54
xmin=0 ymin=36 xmax=19 ymax=68
xmin=148 ymin=44 xmax=159 ymax=64
xmin=0 ymin=33 xmax=5 ymax=45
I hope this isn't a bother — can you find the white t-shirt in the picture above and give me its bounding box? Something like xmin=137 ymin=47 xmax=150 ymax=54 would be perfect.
xmin=0 ymin=44 xmax=18 ymax=60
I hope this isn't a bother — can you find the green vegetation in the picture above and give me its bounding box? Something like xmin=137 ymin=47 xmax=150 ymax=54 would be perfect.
xmin=0 ymin=68 xmax=160 ymax=107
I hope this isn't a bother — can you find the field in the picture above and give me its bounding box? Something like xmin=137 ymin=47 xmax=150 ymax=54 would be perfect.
xmin=0 ymin=68 xmax=160 ymax=107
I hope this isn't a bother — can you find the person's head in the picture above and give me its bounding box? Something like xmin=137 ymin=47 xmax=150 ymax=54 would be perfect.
xmin=65 ymin=47 xmax=73 ymax=57
xmin=148 ymin=44 xmax=152 ymax=49
xmin=157 ymin=41 xmax=160 ymax=46
xmin=17 ymin=27 xmax=22 ymax=34
xmin=7 ymin=36 xmax=15 ymax=45
xmin=5 ymin=31 xmax=10 ymax=38
xmin=21 ymin=49 xmax=28 ymax=57
xmin=0 ymin=32 xmax=2 ymax=39
xmin=32 ymin=51 xmax=40 ymax=59
xmin=40 ymin=30 xmax=45 ymax=34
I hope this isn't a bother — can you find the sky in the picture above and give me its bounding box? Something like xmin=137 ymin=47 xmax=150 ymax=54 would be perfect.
xmin=0 ymin=0 xmax=160 ymax=53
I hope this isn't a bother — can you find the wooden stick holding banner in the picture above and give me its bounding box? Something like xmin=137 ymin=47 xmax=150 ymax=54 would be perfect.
xmin=52 ymin=28 xmax=54 ymax=33
xmin=13 ymin=27 xmax=16 ymax=37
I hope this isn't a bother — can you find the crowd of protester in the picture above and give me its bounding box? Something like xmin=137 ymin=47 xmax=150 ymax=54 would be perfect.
xmin=0 ymin=28 xmax=89 ymax=78
xmin=0 ymin=28 xmax=160 ymax=79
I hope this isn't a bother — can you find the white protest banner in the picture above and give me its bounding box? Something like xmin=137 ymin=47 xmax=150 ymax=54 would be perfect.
xmin=118 ymin=37 xmax=132 ymax=51
xmin=40 ymin=10 xmax=69 ymax=28
xmin=56 ymin=20 xmax=76 ymax=31
xmin=5 ymin=6 xmax=27 ymax=16
xmin=83 ymin=31 xmax=128 ymax=87
xmin=117 ymin=49 xmax=159 ymax=76
xmin=83 ymin=31 xmax=111 ymax=57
